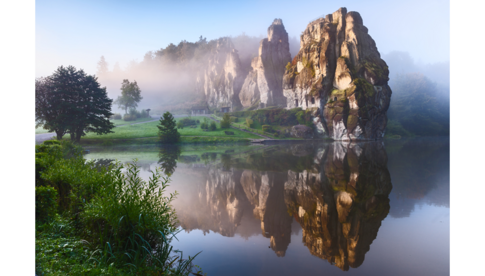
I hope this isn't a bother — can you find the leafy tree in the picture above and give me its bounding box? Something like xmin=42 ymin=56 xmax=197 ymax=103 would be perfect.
xmin=158 ymin=112 xmax=180 ymax=143
xmin=114 ymin=79 xmax=143 ymax=114
xmin=97 ymin=56 xmax=109 ymax=76
xmin=220 ymin=113 xmax=231 ymax=128
xmin=35 ymin=65 xmax=114 ymax=142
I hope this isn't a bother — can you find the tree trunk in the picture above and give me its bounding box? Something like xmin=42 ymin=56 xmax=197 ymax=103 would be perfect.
xmin=75 ymin=128 xmax=83 ymax=143
xmin=56 ymin=131 xmax=64 ymax=140
xmin=70 ymin=132 xmax=76 ymax=142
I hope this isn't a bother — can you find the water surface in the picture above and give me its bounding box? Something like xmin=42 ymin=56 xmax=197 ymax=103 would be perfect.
xmin=87 ymin=138 xmax=449 ymax=275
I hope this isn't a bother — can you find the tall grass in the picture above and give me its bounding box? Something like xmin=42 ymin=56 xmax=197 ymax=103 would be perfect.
xmin=35 ymin=141 xmax=203 ymax=275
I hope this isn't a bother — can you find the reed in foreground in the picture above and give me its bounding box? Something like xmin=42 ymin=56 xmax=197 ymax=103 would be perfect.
xmin=35 ymin=140 xmax=203 ymax=275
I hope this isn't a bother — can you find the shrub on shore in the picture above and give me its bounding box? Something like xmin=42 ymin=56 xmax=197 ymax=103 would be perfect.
xmin=35 ymin=141 xmax=201 ymax=275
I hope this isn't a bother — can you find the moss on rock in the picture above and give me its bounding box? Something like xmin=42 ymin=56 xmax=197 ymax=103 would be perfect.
xmin=347 ymin=115 xmax=358 ymax=131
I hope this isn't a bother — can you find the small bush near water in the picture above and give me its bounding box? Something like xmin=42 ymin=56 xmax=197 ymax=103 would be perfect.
xmin=35 ymin=140 xmax=202 ymax=275
xmin=210 ymin=121 xmax=217 ymax=131
xmin=220 ymin=113 xmax=231 ymax=129
xmin=123 ymin=108 xmax=150 ymax=121
xmin=111 ymin=113 xmax=122 ymax=120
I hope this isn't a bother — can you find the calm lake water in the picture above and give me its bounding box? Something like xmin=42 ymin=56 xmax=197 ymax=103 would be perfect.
xmin=87 ymin=137 xmax=449 ymax=276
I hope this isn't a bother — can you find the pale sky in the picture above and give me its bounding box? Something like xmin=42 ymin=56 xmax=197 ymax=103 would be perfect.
xmin=36 ymin=0 xmax=450 ymax=78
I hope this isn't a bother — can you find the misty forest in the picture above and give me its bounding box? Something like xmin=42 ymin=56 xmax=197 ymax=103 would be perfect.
xmin=34 ymin=4 xmax=450 ymax=276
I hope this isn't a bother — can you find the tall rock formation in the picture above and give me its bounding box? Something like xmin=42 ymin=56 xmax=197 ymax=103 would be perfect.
xmin=283 ymin=8 xmax=392 ymax=140
xmin=196 ymin=38 xmax=245 ymax=110
xmin=239 ymin=19 xmax=292 ymax=108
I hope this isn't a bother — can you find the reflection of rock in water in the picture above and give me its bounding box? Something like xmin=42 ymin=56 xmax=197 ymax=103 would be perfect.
xmin=241 ymin=171 xmax=292 ymax=256
xmin=285 ymin=142 xmax=392 ymax=271
xmin=175 ymin=142 xmax=391 ymax=266
xmin=178 ymin=168 xmax=247 ymax=237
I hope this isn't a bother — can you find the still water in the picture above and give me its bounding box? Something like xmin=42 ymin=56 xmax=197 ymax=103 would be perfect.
xmin=87 ymin=138 xmax=449 ymax=275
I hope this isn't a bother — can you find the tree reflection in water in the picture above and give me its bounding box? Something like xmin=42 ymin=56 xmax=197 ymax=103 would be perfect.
xmin=158 ymin=145 xmax=181 ymax=176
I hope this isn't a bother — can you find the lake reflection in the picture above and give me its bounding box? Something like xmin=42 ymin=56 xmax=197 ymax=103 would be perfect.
xmin=168 ymin=142 xmax=392 ymax=271
xmin=87 ymin=138 xmax=449 ymax=275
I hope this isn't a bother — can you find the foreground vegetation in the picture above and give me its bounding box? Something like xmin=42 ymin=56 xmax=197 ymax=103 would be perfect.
xmin=35 ymin=140 xmax=202 ymax=275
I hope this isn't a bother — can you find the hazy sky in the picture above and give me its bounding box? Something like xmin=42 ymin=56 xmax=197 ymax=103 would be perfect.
xmin=36 ymin=0 xmax=449 ymax=78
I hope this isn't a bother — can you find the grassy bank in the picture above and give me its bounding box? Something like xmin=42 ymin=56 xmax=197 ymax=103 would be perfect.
xmin=78 ymin=136 xmax=251 ymax=147
xmin=75 ymin=116 xmax=260 ymax=145
xmin=35 ymin=140 xmax=202 ymax=275
xmin=110 ymin=117 xmax=155 ymax=126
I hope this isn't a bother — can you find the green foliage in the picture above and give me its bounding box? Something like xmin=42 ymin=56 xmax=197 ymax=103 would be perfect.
xmin=179 ymin=117 xmax=197 ymax=127
xmin=114 ymin=79 xmax=143 ymax=114
xmin=112 ymin=113 xmax=122 ymax=120
xmin=123 ymin=114 xmax=137 ymax=121
xmin=230 ymin=116 xmax=238 ymax=123
xmin=35 ymin=140 xmax=203 ymax=275
xmin=353 ymin=78 xmax=374 ymax=98
xmin=220 ymin=113 xmax=231 ymax=129
xmin=347 ymin=115 xmax=358 ymax=130
xmin=200 ymin=122 xmax=208 ymax=129
xmin=35 ymin=66 xmax=114 ymax=142
xmin=224 ymin=131 xmax=235 ymax=135
xmin=158 ymin=112 xmax=181 ymax=144
xmin=246 ymin=118 xmax=254 ymax=128
xmin=232 ymin=107 xmax=314 ymax=128
xmin=209 ymin=121 xmax=217 ymax=131
xmin=81 ymin=161 xmax=193 ymax=273
xmin=124 ymin=108 xmax=150 ymax=120
xmin=36 ymin=186 xmax=58 ymax=223
xmin=262 ymin=125 xmax=273 ymax=133
xmin=285 ymin=62 xmax=292 ymax=71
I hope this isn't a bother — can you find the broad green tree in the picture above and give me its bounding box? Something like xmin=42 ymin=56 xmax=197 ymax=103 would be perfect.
xmin=114 ymin=79 xmax=142 ymax=114
xmin=157 ymin=112 xmax=180 ymax=144
xmin=35 ymin=65 xmax=114 ymax=142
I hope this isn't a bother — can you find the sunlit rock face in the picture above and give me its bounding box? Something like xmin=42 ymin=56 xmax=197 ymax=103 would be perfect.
xmin=196 ymin=38 xmax=245 ymax=110
xmin=284 ymin=142 xmax=392 ymax=271
xmin=283 ymin=7 xmax=392 ymax=140
xmin=239 ymin=19 xmax=292 ymax=108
